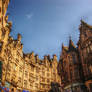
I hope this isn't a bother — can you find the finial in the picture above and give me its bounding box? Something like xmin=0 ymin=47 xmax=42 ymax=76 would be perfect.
xmin=17 ymin=33 xmax=21 ymax=42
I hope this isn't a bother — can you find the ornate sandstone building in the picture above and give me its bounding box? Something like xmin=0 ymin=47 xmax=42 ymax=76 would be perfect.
xmin=0 ymin=0 xmax=61 ymax=92
xmin=58 ymin=20 xmax=92 ymax=92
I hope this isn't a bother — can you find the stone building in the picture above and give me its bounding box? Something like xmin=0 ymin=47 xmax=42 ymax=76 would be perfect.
xmin=78 ymin=20 xmax=92 ymax=92
xmin=58 ymin=20 xmax=92 ymax=92
xmin=0 ymin=0 xmax=61 ymax=92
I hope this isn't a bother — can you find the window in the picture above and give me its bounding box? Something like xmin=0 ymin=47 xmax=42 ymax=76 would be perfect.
xmin=68 ymin=56 xmax=73 ymax=65
xmin=87 ymin=47 xmax=90 ymax=54
xmin=47 ymin=68 xmax=49 ymax=71
xmin=42 ymin=78 xmax=45 ymax=82
xmin=8 ymin=65 xmax=11 ymax=71
xmin=19 ymin=67 xmax=22 ymax=72
xmin=89 ymin=65 xmax=92 ymax=73
xmin=90 ymin=45 xmax=92 ymax=51
xmin=35 ymin=83 xmax=38 ymax=88
xmin=0 ymin=61 xmax=2 ymax=79
xmin=24 ymin=80 xmax=27 ymax=87
xmin=29 ymin=73 xmax=34 ymax=78
xmin=31 ymin=66 xmax=34 ymax=71
xmin=70 ymin=70 xmax=73 ymax=80
xmin=89 ymin=83 xmax=92 ymax=91
xmin=42 ymin=72 xmax=45 ymax=76
xmin=0 ymin=42 xmax=3 ymax=52
xmin=63 ymin=61 xmax=66 ymax=67
xmin=72 ymin=54 xmax=77 ymax=64
xmin=0 ymin=7 xmax=1 ymax=13
xmin=47 ymin=73 xmax=50 ymax=77
xmin=25 ymin=71 xmax=28 ymax=76
xmin=13 ymin=64 xmax=17 ymax=71
xmin=7 ymin=72 xmax=10 ymax=78
xmin=36 ymin=68 xmax=39 ymax=73
xmin=74 ymin=68 xmax=79 ymax=78
xmin=84 ymin=31 xmax=87 ymax=37
xmin=2 ymin=29 xmax=6 ymax=38
xmin=18 ymin=77 xmax=21 ymax=83
xmin=47 ymin=79 xmax=50 ymax=83
xmin=36 ymin=76 xmax=38 ymax=81
xmin=42 ymin=84 xmax=45 ymax=88
xmin=16 ymin=59 xmax=19 ymax=63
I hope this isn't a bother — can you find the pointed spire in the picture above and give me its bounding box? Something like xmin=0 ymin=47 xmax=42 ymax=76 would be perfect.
xmin=69 ymin=36 xmax=76 ymax=51
xmin=62 ymin=43 xmax=64 ymax=49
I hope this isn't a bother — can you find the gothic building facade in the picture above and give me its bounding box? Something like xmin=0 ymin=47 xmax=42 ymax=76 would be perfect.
xmin=0 ymin=0 xmax=92 ymax=92
xmin=0 ymin=0 xmax=61 ymax=92
xmin=58 ymin=20 xmax=92 ymax=92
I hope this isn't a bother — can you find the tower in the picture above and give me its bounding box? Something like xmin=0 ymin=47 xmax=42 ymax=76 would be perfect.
xmin=78 ymin=20 xmax=92 ymax=92
xmin=0 ymin=0 xmax=10 ymax=28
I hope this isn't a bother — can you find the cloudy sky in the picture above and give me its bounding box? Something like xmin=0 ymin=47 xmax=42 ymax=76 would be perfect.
xmin=8 ymin=0 xmax=92 ymax=59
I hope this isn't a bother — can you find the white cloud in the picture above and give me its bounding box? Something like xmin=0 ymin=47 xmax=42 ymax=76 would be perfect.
xmin=26 ymin=13 xmax=33 ymax=19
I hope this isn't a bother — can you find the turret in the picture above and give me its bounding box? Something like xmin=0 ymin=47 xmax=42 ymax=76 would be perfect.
xmin=53 ymin=54 xmax=57 ymax=61
xmin=35 ymin=54 xmax=39 ymax=63
xmin=17 ymin=33 xmax=21 ymax=42
xmin=69 ymin=37 xmax=76 ymax=51
xmin=44 ymin=55 xmax=48 ymax=66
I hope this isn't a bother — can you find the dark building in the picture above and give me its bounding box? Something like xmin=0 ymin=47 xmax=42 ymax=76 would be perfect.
xmin=58 ymin=20 xmax=92 ymax=92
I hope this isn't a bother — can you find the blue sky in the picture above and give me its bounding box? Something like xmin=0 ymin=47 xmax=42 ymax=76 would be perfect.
xmin=8 ymin=0 xmax=92 ymax=59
